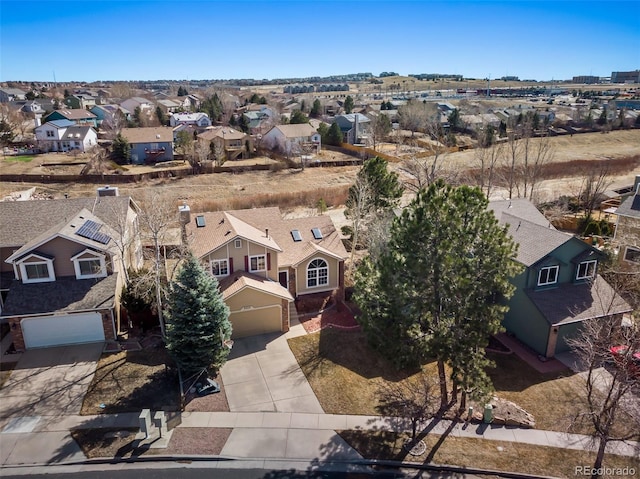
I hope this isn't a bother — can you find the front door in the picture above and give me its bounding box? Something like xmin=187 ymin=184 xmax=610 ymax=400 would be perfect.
xmin=278 ymin=271 xmax=288 ymax=289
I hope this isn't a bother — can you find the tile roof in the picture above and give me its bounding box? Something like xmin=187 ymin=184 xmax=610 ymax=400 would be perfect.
xmin=616 ymin=193 xmax=640 ymax=219
xmin=219 ymin=270 xmax=293 ymax=301
xmin=526 ymin=275 xmax=632 ymax=326
xmin=121 ymin=127 xmax=174 ymax=144
xmin=0 ymin=196 xmax=133 ymax=248
xmin=1 ymin=274 xmax=118 ymax=317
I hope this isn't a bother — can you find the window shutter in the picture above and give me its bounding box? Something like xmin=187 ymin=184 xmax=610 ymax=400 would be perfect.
xmin=267 ymin=253 xmax=271 ymax=270
xmin=244 ymin=255 xmax=248 ymax=271
xmin=229 ymin=257 xmax=234 ymax=274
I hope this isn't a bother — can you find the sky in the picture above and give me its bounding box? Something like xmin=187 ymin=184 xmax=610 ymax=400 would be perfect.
xmin=1 ymin=0 xmax=639 ymax=83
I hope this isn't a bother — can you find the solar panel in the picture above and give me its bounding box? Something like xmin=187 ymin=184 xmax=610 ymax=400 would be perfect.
xmin=291 ymin=229 xmax=302 ymax=242
xmin=311 ymin=227 xmax=323 ymax=240
xmin=76 ymin=219 xmax=111 ymax=244
xmin=196 ymin=215 xmax=206 ymax=227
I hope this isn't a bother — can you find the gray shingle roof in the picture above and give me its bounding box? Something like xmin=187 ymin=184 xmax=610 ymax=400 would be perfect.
xmin=616 ymin=194 xmax=640 ymax=219
xmin=489 ymin=198 xmax=551 ymax=227
xmin=526 ymin=275 xmax=632 ymax=326
xmin=1 ymin=274 xmax=118 ymax=317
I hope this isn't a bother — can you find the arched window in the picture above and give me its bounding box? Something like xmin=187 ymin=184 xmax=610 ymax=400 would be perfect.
xmin=307 ymin=258 xmax=328 ymax=288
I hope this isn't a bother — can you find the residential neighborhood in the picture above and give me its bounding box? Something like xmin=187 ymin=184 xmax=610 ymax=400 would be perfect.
xmin=1 ymin=3 xmax=639 ymax=476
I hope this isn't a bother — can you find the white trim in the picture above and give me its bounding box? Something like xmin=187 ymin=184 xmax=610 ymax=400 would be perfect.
xmin=623 ymin=246 xmax=640 ymax=264
xmin=306 ymin=257 xmax=329 ymax=289
xmin=210 ymin=258 xmax=230 ymax=277
xmin=234 ymin=239 xmax=242 ymax=248
xmin=71 ymin=249 xmax=107 ymax=280
xmin=249 ymin=254 xmax=266 ymax=272
xmin=576 ymin=260 xmax=597 ymax=280
xmin=18 ymin=254 xmax=55 ymax=284
xmin=537 ymin=265 xmax=559 ymax=286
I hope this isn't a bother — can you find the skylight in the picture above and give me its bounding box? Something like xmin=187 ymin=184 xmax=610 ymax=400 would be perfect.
xmin=291 ymin=229 xmax=302 ymax=242
xmin=311 ymin=227 xmax=323 ymax=240
xmin=195 ymin=215 xmax=206 ymax=227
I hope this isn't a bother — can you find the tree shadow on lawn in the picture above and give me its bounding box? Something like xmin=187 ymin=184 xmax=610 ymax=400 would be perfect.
xmin=486 ymin=351 xmax=575 ymax=393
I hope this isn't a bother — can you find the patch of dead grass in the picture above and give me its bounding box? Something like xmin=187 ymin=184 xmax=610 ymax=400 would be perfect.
xmin=340 ymin=430 xmax=639 ymax=479
xmin=81 ymin=348 xmax=180 ymax=415
xmin=0 ymin=361 xmax=16 ymax=388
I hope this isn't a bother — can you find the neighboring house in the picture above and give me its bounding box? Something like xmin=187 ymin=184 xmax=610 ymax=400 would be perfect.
xmin=64 ymin=94 xmax=97 ymax=110
xmin=90 ymin=104 xmax=130 ymax=126
xmin=262 ymin=124 xmax=321 ymax=154
xmin=243 ymin=111 xmax=271 ymax=134
xmin=20 ymin=100 xmax=45 ymax=114
xmin=460 ymin=113 xmax=501 ymax=132
xmin=334 ymin=113 xmax=371 ymax=145
xmin=169 ymin=112 xmax=212 ymax=128
xmin=197 ymin=126 xmax=252 ymax=161
xmin=120 ymin=127 xmax=174 ymax=164
xmin=0 ymin=192 xmax=142 ymax=351
xmin=43 ymin=109 xmax=98 ymax=128
xmin=157 ymin=99 xmax=181 ymax=114
xmin=489 ymin=198 xmax=632 ymax=358
xmin=34 ymin=120 xmax=98 ymax=152
xmin=120 ymin=96 xmax=155 ymax=114
xmin=614 ymin=175 xmax=640 ymax=267
xmin=0 ymin=88 xmax=27 ymax=103
xmin=182 ymin=206 xmax=347 ymax=338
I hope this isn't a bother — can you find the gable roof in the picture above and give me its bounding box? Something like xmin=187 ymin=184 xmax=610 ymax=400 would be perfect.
xmin=219 ymin=270 xmax=293 ymax=301
xmin=526 ymin=275 xmax=632 ymax=326
xmin=120 ymin=127 xmax=173 ymax=144
xmin=171 ymin=112 xmax=209 ymax=122
xmin=37 ymin=119 xmax=75 ymax=130
xmin=198 ymin=126 xmax=246 ymax=141
xmin=61 ymin=126 xmax=95 ymax=140
xmin=0 ymin=196 xmax=134 ymax=248
xmin=269 ymin=123 xmax=317 ymax=139
xmin=489 ymin=198 xmax=552 ymax=227
xmin=616 ymin=193 xmax=640 ymax=219
xmin=46 ymin=109 xmax=97 ymax=120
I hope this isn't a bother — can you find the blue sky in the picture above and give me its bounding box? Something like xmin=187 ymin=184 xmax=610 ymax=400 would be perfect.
xmin=1 ymin=0 xmax=638 ymax=82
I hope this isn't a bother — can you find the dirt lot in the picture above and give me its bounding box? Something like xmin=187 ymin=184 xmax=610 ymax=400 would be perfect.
xmin=1 ymin=130 xmax=638 ymax=207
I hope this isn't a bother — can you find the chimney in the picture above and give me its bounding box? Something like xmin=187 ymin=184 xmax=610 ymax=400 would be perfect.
xmin=634 ymin=175 xmax=640 ymax=195
xmin=265 ymin=228 xmax=269 ymax=239
xmin=97 ymin=185 xmax=119 ymax=197
xmin=178 ymin=202 xmax=191 ymax=225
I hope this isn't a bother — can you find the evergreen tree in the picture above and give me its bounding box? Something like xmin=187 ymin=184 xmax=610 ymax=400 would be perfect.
xmin=166 ymin=254 xmax=232 ymax=378
xmin=238 ymin=114 xmax=250 ymax=133
xmin=447 ymin=108 xmax=461 ymax=130
xmin=177 ymin=86 xmax=188 ymax=96
xmin=201 ymin=93 xmax=224 ymax=122
xmin=317 ymin=123 xmax=329 ymax=144
xmin=156 ymin=106 xmax=167 ymax=126
xmin=346 ymin=156 xmax=403 ymax=214
xmin=111 ymin=133 xmax=131 ymax=164
xmin=310 ymin=99 xmax=322 ymax=118
xmin=354 ymin=182 xmax=520 ymax=409
xmin=344 ymin=95 xmax=354 ymax=114
xmin=133 ymin=106 xmax=142 ymax=127
xmin=326 ymin=122 xmax=343 ymax=145
xmin=290 ymin=110 xmax=309 ymax=124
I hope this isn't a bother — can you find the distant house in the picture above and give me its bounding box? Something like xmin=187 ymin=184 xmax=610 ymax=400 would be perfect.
xmin=43 ymin=109 xmax=98 ymax=128
xmin=614 ymin=175 xmax=640 ymax=268
xmin=157 ymin=99 xmax=181 ymax=114
xmin=64 ymin=93 xmax=97 ymax=110
xmin=197 ymin=126 xmax=252 ymax=161
xmin=34 ymin=120 xmax=98 ymax=152
xmin=334 ymin=113 xmax=371 ymax=145
xmin=0 ymin=193 xmax=141 ymax=351
xmin=120 ymin=97 xmax=155 ymax=114
xmin=0 ymin=88 xmax=27 ymax=103
xmin=90 ymin=104 xmax=130 ymax=126
xmin=262 ymin=124 xmax=321 ymax=154
xmin=169 ymin=112 xmax=212 ymax=128
xmin=20 ymin=101 xmax=45 ymax=115
xmin=461 ymin=113 xmax=501 ymax=132
xmin=489 ymin=199 xmax=632 ymax=358
xmin=120 ymin=127 xmax=174 ymax=164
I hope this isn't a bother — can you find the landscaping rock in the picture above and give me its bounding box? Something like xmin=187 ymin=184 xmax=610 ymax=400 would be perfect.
xmin=488 ymin=396 xmax=536 ymax=428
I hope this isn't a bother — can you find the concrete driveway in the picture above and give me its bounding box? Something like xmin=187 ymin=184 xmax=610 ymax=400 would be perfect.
xmin=221 ymin=333 xmax=323 ymax=413
xmin=0 ymin=342 xmax=102 ymax=419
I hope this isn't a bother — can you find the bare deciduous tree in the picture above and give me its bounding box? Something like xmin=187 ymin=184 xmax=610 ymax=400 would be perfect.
xmin=579 ymin=164 xmax=612 ymax=221
xmin=474 ymin=140 xmax=502 ymax=198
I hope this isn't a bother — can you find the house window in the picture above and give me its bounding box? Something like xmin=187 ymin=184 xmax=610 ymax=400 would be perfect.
xmin=234 ymin=239 xmax=242 ymax=248
xmin=72 ymin=250 xmax=107 ymax=279
xmin=307 ymin=258 xmax=328 ymax=288
xmin=624 ymin=246 xmax=640 ymax=264
xmin=249 ymin=255 xmax=266 ymax=272
xmin=211 ymin=259 xmax=229 ymax=277
xmin=79 ymin=259 xmax=102 ymax=277
xmin=46 ymin=130 xmax=54 ymax=138
xmin=19 ymin=257 xmax=55 ymax=284
xmin=538 ymin=265 xmax=559 ymax=286
xmin=576 ymin=260 xmax=597 ymax=280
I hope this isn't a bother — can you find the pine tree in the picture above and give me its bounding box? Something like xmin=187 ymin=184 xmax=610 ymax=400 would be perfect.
xmin=111 ymin=133 xmax=131 ymax=164
xmin=166 ymin=254 xmax=232 ymax=378
xmin=290 ymin=110 xmax=309 ymax=124
xmin=326 ymin=122 xmax=343 ymax=146
xmin=310 ymin=99 xmax=322 ymax=118
xmin=344 ymin=95 xmax=354 ymax=114
xmin=354 ymin=181 xmax=520 ymax=409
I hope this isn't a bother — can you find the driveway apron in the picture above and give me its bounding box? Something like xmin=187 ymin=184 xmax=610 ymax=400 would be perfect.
xmin=221 ymin=333 xmax=323 ymax=413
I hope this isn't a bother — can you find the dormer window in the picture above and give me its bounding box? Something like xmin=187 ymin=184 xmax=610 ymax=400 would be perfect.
xmin=537 ymin=265 xmax=558 ymax=286
xmin=18 ymin=254 xmax=55 ymax=284
xmin=576 ymin=260 xmax=597 ymax=280
xmin=71 ymin=249 xmax=107 ymax=279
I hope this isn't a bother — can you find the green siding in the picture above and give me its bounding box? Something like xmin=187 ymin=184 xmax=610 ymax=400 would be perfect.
xmin=556 ymin=322 xmax=582 ymax=354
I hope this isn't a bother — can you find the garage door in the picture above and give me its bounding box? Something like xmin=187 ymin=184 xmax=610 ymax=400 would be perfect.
xmin=230 ymin=306 xmax=282 ymax=339
xmin=22 ymin=313 xmax=105 ymax=349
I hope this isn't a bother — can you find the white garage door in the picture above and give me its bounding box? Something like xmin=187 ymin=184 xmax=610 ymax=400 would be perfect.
xmin=22 ymin=313 xmax=105 ymax=349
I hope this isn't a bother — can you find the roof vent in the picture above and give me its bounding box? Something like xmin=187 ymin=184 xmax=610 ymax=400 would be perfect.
xmin=156 ymin=134 xmax=161 ymax=139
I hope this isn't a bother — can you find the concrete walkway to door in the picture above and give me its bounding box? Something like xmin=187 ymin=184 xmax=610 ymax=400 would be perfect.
xmin=220 ymin=333 xmax=323 ymax=414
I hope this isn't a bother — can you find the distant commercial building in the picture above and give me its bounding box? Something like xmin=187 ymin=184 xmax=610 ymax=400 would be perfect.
xmin=611 ymin=70 xmax=640 ymax=83
xmin=572 ymin=75 xmax=600 ymax=84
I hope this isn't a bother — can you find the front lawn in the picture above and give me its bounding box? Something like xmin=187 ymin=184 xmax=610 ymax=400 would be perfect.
xmin=81 ymin=348 xmax=180 ymax=415
xmin=4 ymin=155 xmax=35 ymax=162
xmin=288 ymin=329 xmax=586 ymax=432
xmin=340 ymin=431 xmax=639 ymax=478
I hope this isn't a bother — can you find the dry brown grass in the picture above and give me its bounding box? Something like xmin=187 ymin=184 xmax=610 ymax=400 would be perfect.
xmin=289 ymin=330 xmax=589 ymax=434
xmin=81 ymin=348 xmax=180 ymax=415
xmin=340 ymin=431 xmax=639 ymax=478
xmin=0 ymin=361 xmax=16 ymax=388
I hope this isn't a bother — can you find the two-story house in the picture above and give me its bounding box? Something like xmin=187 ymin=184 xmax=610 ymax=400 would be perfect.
xmin=0 ymin=191 xmax=141 ymax=351
xmin=34 ymin=120 xmax=98 ymax=152
xmin=614 ymin=175 xmax=640 ymax=268
xmin=64 ymin=93 xmax=97 ymax=110
xmin=334 ymin=113 xmax=371 ymax=145
xmin=120 ymin=127 xmax=174 ymax=164
xmin=169 ymin=112 xmax=212 ymax=128
xmin=182 ymin=206 xmax=347 ymax=339
xmin=489 ymin=198 xmax=632 ymax=358
xmin=42 ymin=109 xmax=98 ymax=128
xmin=197 ymin=126 xmax=252 ymax=161
xmin=262 ymin=124 xmax=321 ymax=155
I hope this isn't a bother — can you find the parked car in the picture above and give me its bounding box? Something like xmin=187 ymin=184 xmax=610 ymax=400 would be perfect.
xmin=609 ymin=345 xmax=640 ymax=379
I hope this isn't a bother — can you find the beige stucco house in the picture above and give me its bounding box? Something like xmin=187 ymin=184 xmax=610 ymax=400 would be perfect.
xmin=197 ymin=126 xmax=253 ymax=161
xmin=183 ymin=206 xmax=347 ymax=338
